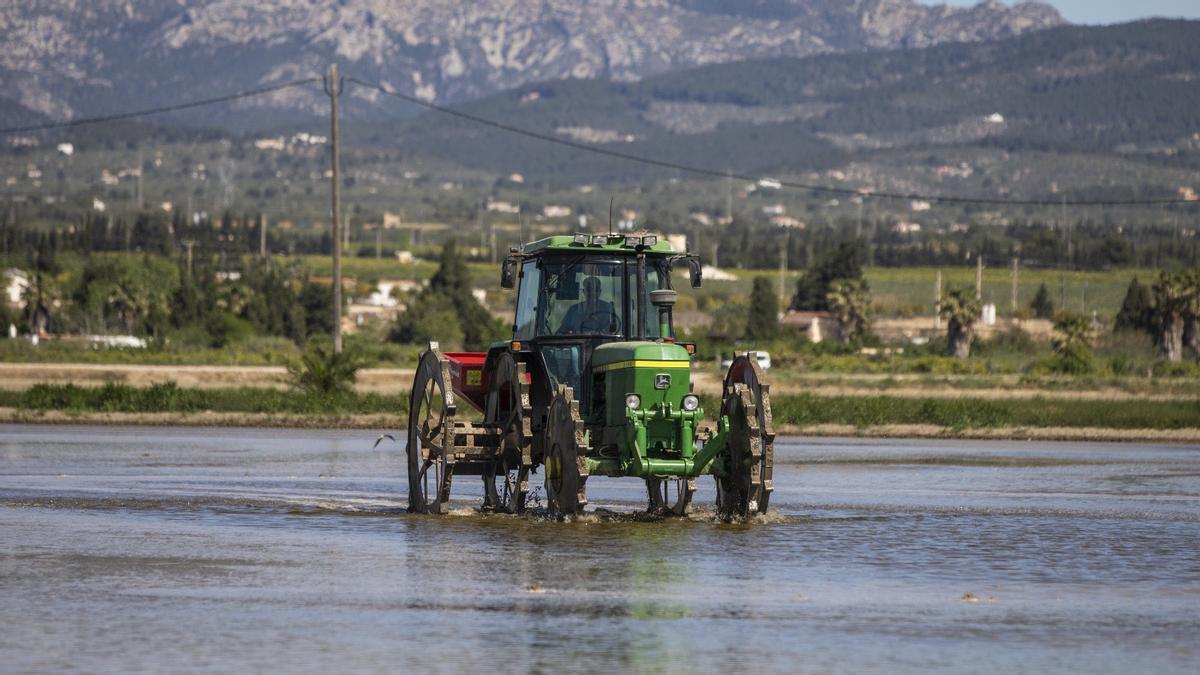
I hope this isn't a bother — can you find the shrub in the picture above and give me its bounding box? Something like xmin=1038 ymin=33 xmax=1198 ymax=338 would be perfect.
xmin=287 ymin=339 xmax=364 ymax=395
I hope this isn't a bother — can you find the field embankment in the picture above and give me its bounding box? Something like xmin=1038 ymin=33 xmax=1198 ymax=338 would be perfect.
xmin=2 ymin=383 xmax=1196 ymax=443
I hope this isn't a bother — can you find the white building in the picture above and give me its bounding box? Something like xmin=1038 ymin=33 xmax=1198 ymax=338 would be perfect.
xmin=4 ymin=268 xmax=29 ymax=306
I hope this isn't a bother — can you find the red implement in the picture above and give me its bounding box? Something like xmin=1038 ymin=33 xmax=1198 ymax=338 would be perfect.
xmin=444 ymin=352 xmax=488 ymax=411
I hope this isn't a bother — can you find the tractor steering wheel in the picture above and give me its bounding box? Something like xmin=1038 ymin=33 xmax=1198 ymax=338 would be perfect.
xmin=579 ymin=308 xmax=621 ymax=335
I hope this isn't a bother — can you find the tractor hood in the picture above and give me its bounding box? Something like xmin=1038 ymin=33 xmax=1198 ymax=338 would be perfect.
xmin=592 ymin=341 xmax=692 ymax=429
xmin=591 ymin=342 xmax=691 ymax=371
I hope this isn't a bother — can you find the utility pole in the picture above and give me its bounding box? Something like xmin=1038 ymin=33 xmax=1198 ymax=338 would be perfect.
xmin=1010 ymin=257 xmax=1019 ymax=319
xmin=975 ymin=254 xmax=983 ymax=301
xmin=725 ymin=171 xmax=733 ymax=224
xmin=778 ymin=234 xmax=788 ymax=311
xmin=136 ymin=146 xmax=144 ymax=212
xmin=182 ymin=240 xmax=196 ymax=275
xmin=259 ymin=213 xmax=267 ymax=257
xmin=324 ymin=64 xmax=344 ymax=354
xmin=375 ymin=225 xmax=383 ymax=260
xmin=855 ymin=197 xmax=863 ymax=240
xmin=934 ymin=270 xmax=942 ymax=330
xmin=1061 ymin=196 xmax=1072 ymax=269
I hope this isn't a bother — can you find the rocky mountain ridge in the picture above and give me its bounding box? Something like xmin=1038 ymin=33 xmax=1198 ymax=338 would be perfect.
xmin=1 ymin=0 xmax=1063 ymax=127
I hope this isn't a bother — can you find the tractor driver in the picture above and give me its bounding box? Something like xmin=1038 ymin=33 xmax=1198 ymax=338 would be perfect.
xmin=558 ymin=275 xmax=620 ymax=335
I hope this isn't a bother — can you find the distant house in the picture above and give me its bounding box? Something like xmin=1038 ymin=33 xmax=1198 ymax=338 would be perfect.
xmin=542 ymin=205 xmax=572 ymax=218
xmin=761 ymin=204 xmax=786 ymax=216
xmin=375 ymin=279 xmax=422 ymax=302
xmin=893 ymin=221 xmax=922 ymax=234
xmin=4 ymin=268 xmax=29 ymax=307
xmin=770 ymin=216 xmax=804 ymax=229
xmin=487 ymin=199 xmax=521 ymax=214
xmin=781 ymin=310 xmax=837 ymax=344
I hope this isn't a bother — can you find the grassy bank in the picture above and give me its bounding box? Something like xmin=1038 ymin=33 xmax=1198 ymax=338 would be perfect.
xmin=5 ymin=384 xmax=1197 ymax=432
xmin=0 ymin=383 xmax=405 ymax=416
xmin=729 ymin=394 xmax=1200 ymax=431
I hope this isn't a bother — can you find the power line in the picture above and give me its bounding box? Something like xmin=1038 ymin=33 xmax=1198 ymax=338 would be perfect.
xmin=0 ymin=78 xmax=321 ymax=135
xmin=346 ymin=76 xmax=1198 ymax=209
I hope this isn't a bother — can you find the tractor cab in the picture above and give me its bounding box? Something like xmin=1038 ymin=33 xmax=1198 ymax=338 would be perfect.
xmin=500 ymin=234 xmax=699 ymax=421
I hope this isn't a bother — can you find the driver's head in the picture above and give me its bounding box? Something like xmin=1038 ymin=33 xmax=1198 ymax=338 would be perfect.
xmin=582 ymin=276 xmax=601 ymax=303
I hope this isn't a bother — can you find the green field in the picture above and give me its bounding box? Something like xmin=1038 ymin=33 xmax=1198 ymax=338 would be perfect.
xmin=290 ymin=254 xmax=1144 ymax=320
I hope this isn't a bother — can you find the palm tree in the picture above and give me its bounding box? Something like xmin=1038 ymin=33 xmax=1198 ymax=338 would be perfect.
xmin=940 ymin=287 xmax=982 ymax=359
xmin=105 ymin=280 xmax=149 ymax=333
xmin=1182 ymin=269 xmax=1200 ymax=361
xmin=1151 ymin=271 xmax=1195 ymax=363
xmin=825 ymin=278 xmax=871 ymax=344
xmin=1051 ymin=312 xmax=1094 ymax=374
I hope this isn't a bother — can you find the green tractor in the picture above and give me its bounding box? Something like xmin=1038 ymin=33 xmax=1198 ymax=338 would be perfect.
xmin=406 ymin=233 xmax=774 ymax=518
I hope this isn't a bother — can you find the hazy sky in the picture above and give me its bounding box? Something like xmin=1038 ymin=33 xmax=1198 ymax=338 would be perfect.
xmin=924 ymin=1 xmax=1200 ymax=24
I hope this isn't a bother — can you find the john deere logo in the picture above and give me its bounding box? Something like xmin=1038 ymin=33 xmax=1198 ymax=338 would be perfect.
xmin=654 ymin=374 xmax=672 ymax=389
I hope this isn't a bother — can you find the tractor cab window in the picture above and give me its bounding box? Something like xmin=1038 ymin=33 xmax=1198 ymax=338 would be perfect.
xmin=513 ymin=255 xmax=674 ymax=340
xmin=514 ymin=261 xmax=541 ymax=340
xmin=542 ymin=259 xmax=624 ymax=337
xmin=630 ymin=259 xmax=672 ymax=339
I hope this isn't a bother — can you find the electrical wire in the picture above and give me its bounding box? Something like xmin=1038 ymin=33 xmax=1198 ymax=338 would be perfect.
xmin=0 ymin=78 xmax=321 ymax=134
xmin=346 ymin=76 xmax=1199 ymax=208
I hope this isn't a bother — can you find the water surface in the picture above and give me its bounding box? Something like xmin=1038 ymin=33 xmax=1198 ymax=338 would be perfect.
xmin=2 ymin=426 xmax=1198 ymax=673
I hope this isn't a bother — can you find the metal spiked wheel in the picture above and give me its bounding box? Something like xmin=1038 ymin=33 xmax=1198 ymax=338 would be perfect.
xmin=407 ymin=348 xmax=456 ymax=514
xmin=544 ymin=385 xmax=588 ymax=519
xmin=716 ymin=353 xmax=775 ymax=518
xmin=483 ymin=352 xmax=533 ymax=513
xmin=646 ymin=477 xmax=696 ymax=516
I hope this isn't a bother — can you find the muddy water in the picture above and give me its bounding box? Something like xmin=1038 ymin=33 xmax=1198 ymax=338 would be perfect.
xmin=1 ymin=426 xmax=1197 ymax=673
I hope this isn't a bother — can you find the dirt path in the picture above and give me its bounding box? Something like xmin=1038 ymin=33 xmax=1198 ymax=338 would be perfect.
xmin=2 ymin=362 xmax=1195 ymax=402
xmin=0 ymin=363 xmax=413 ymax=393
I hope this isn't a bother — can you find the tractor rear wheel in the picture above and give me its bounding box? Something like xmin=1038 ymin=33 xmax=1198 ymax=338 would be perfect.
xmin=544 ymin=385 xmax=588 ymax=519
xmin=716 ymin=353 xmax=775 ymax=518
xmin=407 ymin=349 xmax=456 ymax=514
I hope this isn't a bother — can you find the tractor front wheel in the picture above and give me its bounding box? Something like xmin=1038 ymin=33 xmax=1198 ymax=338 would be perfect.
xmin=647 ymin=477 xmax=695 ymax=516
xmin=544 ymin=385 xmax=588 ymax=519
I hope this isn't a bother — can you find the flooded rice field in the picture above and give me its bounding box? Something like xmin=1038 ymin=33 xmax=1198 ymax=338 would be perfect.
xmin=1 ymin=425 xmax=1198 ymax=673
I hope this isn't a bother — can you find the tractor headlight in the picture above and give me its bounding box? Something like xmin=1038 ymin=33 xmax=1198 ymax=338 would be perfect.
xmin=681 ymin=394 xmax=700 ymax=411
xmin=625 ymin=394 xmax=642 ymax=410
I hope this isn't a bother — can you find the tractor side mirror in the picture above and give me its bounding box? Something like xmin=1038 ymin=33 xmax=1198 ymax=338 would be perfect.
xmin=500 ymin=258 xmax=517 ymax=289
xmin=687 ymin=258 xmax=702 ymax=288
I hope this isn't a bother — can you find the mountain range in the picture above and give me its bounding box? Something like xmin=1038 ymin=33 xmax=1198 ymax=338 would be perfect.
xmin=1 ymin=0 xmax=1063 ymax=129
xmin=370 ymin=20 xmax=1200 ymax=201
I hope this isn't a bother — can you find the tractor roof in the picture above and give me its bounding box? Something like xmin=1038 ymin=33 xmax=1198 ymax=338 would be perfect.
xmin=522 ymin=233 xmax=677 ymax=256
